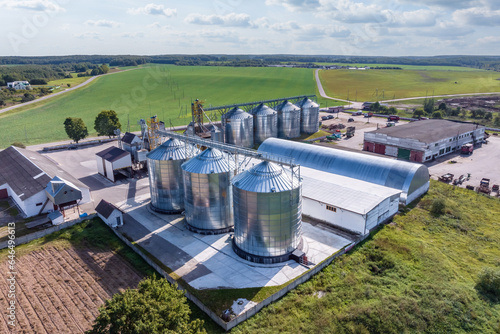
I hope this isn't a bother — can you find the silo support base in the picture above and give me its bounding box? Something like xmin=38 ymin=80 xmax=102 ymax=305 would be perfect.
xmin=149 ymin=203 xmax=183 ymax=215
xmin=232 ymin=239 xmax=303 ymax=265
xmin=185 ymin=222 xmax=234 ymax=235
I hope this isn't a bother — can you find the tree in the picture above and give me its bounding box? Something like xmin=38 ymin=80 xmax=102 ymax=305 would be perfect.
xmin=494 ymin=115 xmax=500 ymax=127
xmin=485 ymin=112 xmax=493 ymax=121
xmin=423 ymin=98 xmax=435 ymax=115
xmin=94 ymin=110 xmax=121 ymax=137
xmin=432 ymin=111 xmax=443 ymax=119
xmin=0 ymin=100 xmax=5 ymax=107
xmin=413 ymin=108 xmax=425 ymax=118
xmin=88 ymin=278 xmax=205 ymax=334
xmin=21 ymin=93 xmax=35 ymax=103
xmin=64 ymin=117 xmax=88 ymax=143
xmin=438 ymin=102 xmax=447 ymax=110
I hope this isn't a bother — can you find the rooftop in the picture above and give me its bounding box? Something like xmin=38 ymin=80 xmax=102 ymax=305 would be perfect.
xmin=0 ymin=146 xmax=87 ymax=200
xmin=121 ymin=132 xmax=140 ymax=145
xmin=95 ymin=199 xmax=120 ymax=219
xmin=96 ymin=146 xmax=130 ymax=162
xmin=368 ymin=119 xmax=484 ymax=144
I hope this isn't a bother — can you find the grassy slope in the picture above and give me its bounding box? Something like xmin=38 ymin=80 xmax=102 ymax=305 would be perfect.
xmin=319 ymin=69 xmax=500 ymax=102
xmin=228 ymin=181 xmax=500 ymax=333
xmin=0 ymin=66 xmax=321 ymax=148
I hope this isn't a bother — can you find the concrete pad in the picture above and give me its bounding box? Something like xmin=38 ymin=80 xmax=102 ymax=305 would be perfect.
xmin=115 ymin=196 xmax=351 ymax=290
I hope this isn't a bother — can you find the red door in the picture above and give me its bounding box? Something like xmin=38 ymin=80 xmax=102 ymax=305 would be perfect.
xmin=410 ymin=151 xmax=424 ymax=162
xmin=0 ymin=188 xmax=7 ymax=199
xmin=374 ymin=143 xmax=386 ymax=154
xmin=364 ymin=142 xmax=375 ymax=152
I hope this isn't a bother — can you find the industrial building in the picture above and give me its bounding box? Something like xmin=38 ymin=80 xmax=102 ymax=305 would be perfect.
xmin=363 ymin=119 xmax=486 ymax=162
xmin=0 ymin=146 xmax=91 ymax=217
xmin=120 ymin=132 xmax=143 ymax=156
xmin=258 ymin=138 xmax=429 ymax=205
xmin=95 ymin=146 xmax=132 ymax=182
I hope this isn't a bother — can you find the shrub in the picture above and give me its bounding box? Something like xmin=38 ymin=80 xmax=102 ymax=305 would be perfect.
xmin=476 ymin=267 xmax=500 ymax=302
xmin=11 ymin=142 xmax=26 ymax=148
xmin=430 ymin=198 xmax=446 ymax=215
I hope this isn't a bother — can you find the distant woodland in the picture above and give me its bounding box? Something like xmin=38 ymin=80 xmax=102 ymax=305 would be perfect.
xmin=1 ymin=55 xmax=499 ymax=86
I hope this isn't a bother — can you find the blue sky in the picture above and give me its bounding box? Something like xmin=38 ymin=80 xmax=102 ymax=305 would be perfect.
xmin=0 ymin=0 xmax=499 ymax=56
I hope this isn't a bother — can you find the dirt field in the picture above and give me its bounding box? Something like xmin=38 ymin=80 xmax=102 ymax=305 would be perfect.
xmin=0 ymin=246 xmax=143 ymax=333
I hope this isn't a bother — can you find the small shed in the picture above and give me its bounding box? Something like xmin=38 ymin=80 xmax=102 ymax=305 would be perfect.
xmin=48 ymin=210 xmax=64 ymax=225
xmin=95 ymin=199 xmax=123 ymax=228
xmin=95 ymin=146 xmax=132 ymax=182
xmin=121 ymin=132 xmax=142 ymax=156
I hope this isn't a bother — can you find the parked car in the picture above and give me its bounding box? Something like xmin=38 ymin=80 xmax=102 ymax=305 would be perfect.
xmin=388 ymin=115 xmax=400 ymax=121
xmin=321 ymin=116 xmax=328 ymax=120
xmin=352 ymin=111 xmax=363 ymax=116
xmin=363 ymin=112 xmax=373 ymax=118
xmin=419 ymin=117 xmax=429 ymax=120
xmin=327 ymin=115 xmax=334 ymax=119
xmin=348 ymin=118 xmax=354 ymax=122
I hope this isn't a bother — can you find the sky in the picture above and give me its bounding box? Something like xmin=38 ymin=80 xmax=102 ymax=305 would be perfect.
xmin=0 ymin=0 xmax=499 ymax=57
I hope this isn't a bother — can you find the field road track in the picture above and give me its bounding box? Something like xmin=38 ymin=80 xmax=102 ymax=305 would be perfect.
xmin=315 ymin=69 xmax=500 ymax=108
xmin=0 ymin=68 xmax=140 ymax=115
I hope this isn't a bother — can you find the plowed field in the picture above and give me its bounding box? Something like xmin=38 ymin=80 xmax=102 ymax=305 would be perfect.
xmin=0 ymin=246 xmax=143 ymax=333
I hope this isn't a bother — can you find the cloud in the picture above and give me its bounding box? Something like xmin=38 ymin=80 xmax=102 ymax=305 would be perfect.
xmin=453 ymin=7 xmax=500 ymax=26
xmin=127 ymin=3 xmax=176 ymax=17
xmin=0 ymin=0 xmax=64 ymax=12
xmin=265 ymin=0 xmax=320 ymax=11
xmin=185 ymin=13 xmax=253 ymax=27
xmin=478 ymin=35 xmax=500 ymax=43
xmin=270 ymin=21 xmax=300 ymax=31
xmin=119 ymin=32 xmax=145 ymax=39
xmin=85 ymin=19 xmax=120 ymax=28
xmin=396 ymin=0 xmax=476 ymax=9
xmin=388 ymin=9 xmax=438 ymax=27
xmin=74 ymin=31 xmax=102 ymax=40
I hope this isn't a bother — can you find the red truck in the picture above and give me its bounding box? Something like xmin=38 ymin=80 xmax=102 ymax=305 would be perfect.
xmin=461 ymin=143 xmax=473 ymax=155
xmin=388 ymin=115 xmax=400 ymax=121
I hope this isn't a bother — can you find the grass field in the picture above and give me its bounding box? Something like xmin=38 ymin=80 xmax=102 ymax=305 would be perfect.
xmin=0 ymin=65 xmax=324 ymax=148
xmin=320 ymin=69 xmax=500 ymax=102
xmin=229 ymin=181 xmax=500 ymax=333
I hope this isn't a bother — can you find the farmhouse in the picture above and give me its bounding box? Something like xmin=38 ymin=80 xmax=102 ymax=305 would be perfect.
xmin=0 ymin=146 xmax=91 ymax=217
xmin=7 ymin=81 xmax=31 ymax=90
xmin=363 ymin=119 xmax=485 ymax=162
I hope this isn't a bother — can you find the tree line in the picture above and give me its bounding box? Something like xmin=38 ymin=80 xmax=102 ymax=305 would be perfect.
xmin=64 ymin=110 xmax=121 ymax=143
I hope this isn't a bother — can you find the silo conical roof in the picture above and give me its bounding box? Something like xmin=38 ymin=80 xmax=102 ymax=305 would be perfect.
xmin=223 ymin=107 xmax=253 ymax=120
xmin=232 ymin=161 xmax=297 ymax=193
xmin=182 ymin=148 xmax=235 ymax=174
xmin=147 ymin=138 xmax=197 ymax=160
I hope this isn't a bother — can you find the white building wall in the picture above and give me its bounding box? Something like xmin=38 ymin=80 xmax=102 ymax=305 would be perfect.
xmin=302 ymin=197 xmax=366 ymax=234
xmin=112 ymin=155 xmax=132 ymax=170
xmin=96 ymin=156 xmax=105 ymax=176
xmin=105 ymin=160 xmax=114 ymax=182
xmin=98 ymin=210 xmax=123 ymax=228
xmin=23 ymin=190 xmax=51 ymax=217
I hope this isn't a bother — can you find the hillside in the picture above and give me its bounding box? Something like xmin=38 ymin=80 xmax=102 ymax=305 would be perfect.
xmin=227 ymin=181 xmax=500 ymax=333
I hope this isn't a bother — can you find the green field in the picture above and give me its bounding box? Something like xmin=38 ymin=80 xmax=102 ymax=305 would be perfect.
xmin=320 ymin=69 xmax=500 ymax=102
xmin=0 ymin=65 xmax=326 ymax=148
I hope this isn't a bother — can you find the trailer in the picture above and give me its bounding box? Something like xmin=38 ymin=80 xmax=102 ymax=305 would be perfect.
xmin=346 ymin=126 xmax=356 ymax=138
xmin=438 ymin=173 xmax=454 ymax=183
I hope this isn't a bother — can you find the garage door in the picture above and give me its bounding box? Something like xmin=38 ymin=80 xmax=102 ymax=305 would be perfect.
xmin=0 ymin=188 xmax=7 ymax=199
xmin=374 ymin=143 xmax=386 ymax=154
xmin=397 ymin=148 xmax=411 ymax=160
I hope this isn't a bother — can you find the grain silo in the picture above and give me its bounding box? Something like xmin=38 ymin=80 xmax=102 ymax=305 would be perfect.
xmin=299 ymin=98 xmax=320 ymax=134
xmin=181 ymin=148 xmax=235 ymax=234
xmin=251 ymin=103 xmax=278 ymax=145
xmin=147 ymin=138 xmax=199 ymax=213
xmin=232 ymin=161 xmax=302 ymax=264
xmin=221 ymin=107 xmax=254 ymax=148
xmin=275 ymin=100 xmax=301 ymax=139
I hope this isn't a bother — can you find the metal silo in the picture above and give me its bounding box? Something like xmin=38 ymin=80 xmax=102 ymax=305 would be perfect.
xmin=276 ymin=100 xmax=301 ymax=139
xmin=250 ymin=103 xmax=278 ymax=145
xmin=147 ymin=138 xmax=199 ymax=214
xmin=232 ymin=161 xmax=302 ymax=264
xmin=299 ymin=98 xmax=320 ymax=134
xmin=221 ymin=107 xmax=254 ymax=148
xmin=181 ymin=148 xmax=235 ymax=234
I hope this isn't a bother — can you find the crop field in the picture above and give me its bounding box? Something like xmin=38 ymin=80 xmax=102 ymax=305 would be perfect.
xmin=319 ymin=68 xmax=500 ymax=102
xmin=0 ymin=218 xmax=155 ymax=333
xmin=0 ymin=65 xmax=320 ymax=148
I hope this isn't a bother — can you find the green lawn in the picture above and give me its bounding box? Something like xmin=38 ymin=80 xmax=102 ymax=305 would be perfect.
xmin=229 ymin=181 xmax=500 ymax=333
xmin=0 ymin=65 xmax=321 ymax=148
xmin=319 ymin=69 xmax=500 ymax=102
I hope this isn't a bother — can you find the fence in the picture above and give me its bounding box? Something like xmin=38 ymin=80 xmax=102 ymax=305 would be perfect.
xmin=0 ymin=214 xmax=96 ymax=250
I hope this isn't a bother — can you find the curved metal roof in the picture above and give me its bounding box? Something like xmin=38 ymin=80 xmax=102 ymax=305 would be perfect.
xmin=298 ymin=98 xmax=319 ymax=109
xmin=258 ymin=138 xmax=429 ymax=202
xmin=146 ymin=138 xmax=199 ymax=161
xmin=251 ymin=104 xmax=277 ymax=116
xmin=181 ymin=148 xmax=235 ymax=174
xmin=232 ymin=161 xmax=298 ymax=193
xmin=222 ymin=107 xmax=253 ymax=120
xmin=275 ymin=101 xmax=300 ymax=112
